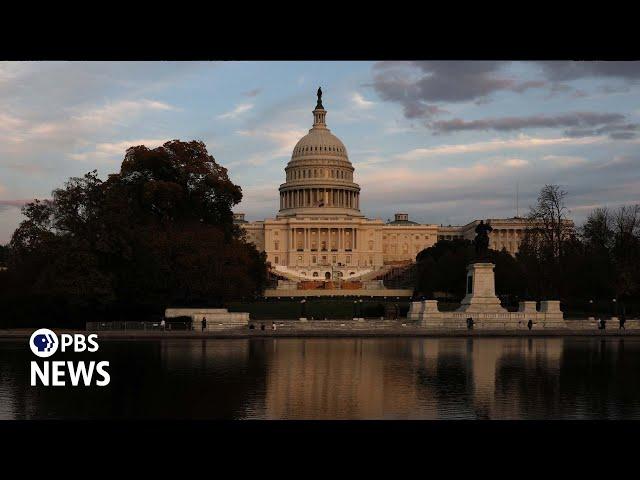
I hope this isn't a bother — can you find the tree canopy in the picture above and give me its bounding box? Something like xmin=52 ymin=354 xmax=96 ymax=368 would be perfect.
xmin=414 ymin=185 xmax=640 ymax=315
xmin=1 ymin=140 xmax=267 ymax=327
xmin=415 ymin=238 xmax=524 ymax=300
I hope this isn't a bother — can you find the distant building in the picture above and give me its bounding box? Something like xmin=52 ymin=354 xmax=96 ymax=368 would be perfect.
xmin=236 ymin=91 xmax=541 ymax=282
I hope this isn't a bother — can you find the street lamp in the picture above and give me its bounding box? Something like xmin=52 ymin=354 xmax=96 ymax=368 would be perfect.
xmin=612 ymin=298 xmax=618 ymax=317
xmin=300 ymin=298 xmax=307 ymax=321
xmin=359 ymin=299 xmax=364 ymax=320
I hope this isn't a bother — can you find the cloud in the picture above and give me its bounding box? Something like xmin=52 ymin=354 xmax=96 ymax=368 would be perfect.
xmin=564 ymin=123 xmax=638 ymax=140
xmin=351 ymin=92 xmax=374 ymax=109
xmin=369 ymin=61 xmax=545 ymax=119
xmin=369 ymin=61 xmax=640 ymax=127
xmin=353 ymin=145 xmax=640 ymax=228
xmin=535 ymin=61 xmax=640 ymax=82
xmin=503 ymin=158 xmax=529 ymax=168
xmin=236 ymin=127 xmax=304 ymax=152
xmin=71 ymin=99 xmax=174 ymax=127
xmin=594 ymin=154 xmax=639 ymax=170
xmin=431 ymin=112 xmax=636 ymax=139
xmin=0 ymin=99 xmax=176 ymax=146
xmin=394 ymin=134 xmax=606 ymax=161
xmin=0 ymin=112 xmax=24 ymax=130
xmin=0 ymin=162 xmax=52 ymax=174
xmin=68 ymin=138 xmax=170 ymax=163
xmin=217 ymin=103 xmax=254 ymax=119
xmin=231 ymin=127 xmax=306 ymax=166
xmin=0 ymin=199 xmax=31 ymax=208
xmin=541 ymin=155 xmax=588 ymax=168
xmin=352 ymin=155 xmax=389 ymax=169
xmin=243 ymin=88 xmax=262 ymax=97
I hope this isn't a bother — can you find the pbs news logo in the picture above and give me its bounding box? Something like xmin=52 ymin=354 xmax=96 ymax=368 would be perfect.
xmin=29 ymin=329 xmax=110 ymax=387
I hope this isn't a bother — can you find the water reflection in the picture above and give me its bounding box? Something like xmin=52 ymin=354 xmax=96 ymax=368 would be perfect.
xmin=1 ymin=337 xmax=639 ymax=419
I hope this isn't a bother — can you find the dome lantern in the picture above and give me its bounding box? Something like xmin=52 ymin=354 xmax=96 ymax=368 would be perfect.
xmin=312 ymin=86 xmax=327 ymax=129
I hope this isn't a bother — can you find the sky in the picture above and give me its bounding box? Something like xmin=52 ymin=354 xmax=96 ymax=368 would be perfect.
xmin=1 ymin=61 xmax=639 ymax=243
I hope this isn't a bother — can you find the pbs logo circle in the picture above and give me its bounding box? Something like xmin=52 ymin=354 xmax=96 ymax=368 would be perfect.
xmin=29 ymin=328 xmax=59 ymax=358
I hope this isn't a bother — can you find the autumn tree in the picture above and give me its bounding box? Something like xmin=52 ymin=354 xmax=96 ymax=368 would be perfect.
xmin=2 ymin=140 xmax=267 ymax=327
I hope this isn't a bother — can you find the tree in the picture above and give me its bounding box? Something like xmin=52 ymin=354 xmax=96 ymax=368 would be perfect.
xmin=527 ymin=184 xmax=574 ymax=260
xmin=611 ymin=205 xmax=640 ymax=299
xmin=415 ymin=239 xmax=525 ymax=300
xmin=582 ymin=207 xmax=613 ymax=251
xmin=578 ymin=208 xmax=615 ymax=299
xmin=0 ymin=244 xmax=9 ymax=267
xmin=518 ymin=184 xmax=576 ymax=298
xmin=3 ymin=140 xmax=267 ymax=327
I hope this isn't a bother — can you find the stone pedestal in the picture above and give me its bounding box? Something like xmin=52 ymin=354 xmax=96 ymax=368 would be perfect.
xmin=423 ymin=300 xmax=440 ymax=313
xmin=407 ymin=301 xmax=425 ymax=320
xmin=540 ymin=300 xmax=561 ymax=313
xmin=457 ymin=263 xmax=506 ymax=313
xmin=518 ymin=301 xmax=538 ymax=313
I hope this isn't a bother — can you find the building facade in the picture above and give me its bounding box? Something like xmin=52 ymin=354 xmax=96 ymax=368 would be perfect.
xmin=236 ymin=92 xmax=531 ymax=282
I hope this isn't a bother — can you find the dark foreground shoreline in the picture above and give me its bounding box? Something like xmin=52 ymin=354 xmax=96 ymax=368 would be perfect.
xmin=2 ymin=327 xmax=639 ymax=340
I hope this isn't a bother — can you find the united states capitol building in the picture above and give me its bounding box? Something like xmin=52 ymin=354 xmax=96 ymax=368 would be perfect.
xmin=235 ymin=90 xmax=530 ymax=284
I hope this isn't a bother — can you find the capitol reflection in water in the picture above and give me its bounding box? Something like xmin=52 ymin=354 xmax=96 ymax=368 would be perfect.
xmin=156 ymin=337 xmax=640 ymax=420
xmin=1 ymin=337 xmax=639 ymax=419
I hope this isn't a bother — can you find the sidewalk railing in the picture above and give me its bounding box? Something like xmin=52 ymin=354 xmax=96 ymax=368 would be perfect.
xmin=86 ymin=321 xmax=191 ymax=331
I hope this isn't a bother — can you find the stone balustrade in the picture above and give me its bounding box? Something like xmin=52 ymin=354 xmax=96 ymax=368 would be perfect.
xmin=411 ymin=299 xmax=568 ymax=330
xmin=164 ymin=308 xmax=250 ymax=331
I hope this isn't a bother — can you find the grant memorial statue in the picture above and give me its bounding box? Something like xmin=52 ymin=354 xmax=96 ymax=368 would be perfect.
xmin=473 ymin=220 xmax=493 ymax=261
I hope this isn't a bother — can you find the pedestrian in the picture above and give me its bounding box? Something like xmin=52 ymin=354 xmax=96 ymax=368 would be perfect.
xmin=272 ymin=323 xmax=277 ymax=331
xmin=527 ymin=319 xmax=533 ymax=331
xmin=466 ymin=317 xmax=474 ymax=330
xmin=160 ymin=319 xmax=166 ymax=331
xmin=260 ymin=323 xmax=265 ymax=331
xmin=201 ymin=316 xmax=207 ymax=332
xmin=619 ymin=315 xmax=626 ymax=330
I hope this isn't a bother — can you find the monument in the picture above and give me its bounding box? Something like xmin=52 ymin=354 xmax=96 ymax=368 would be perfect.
xmin=457 ymin=221 xmax=506 ymax=313
xmin=407 ymin=220 xmax=568 ymax=329
xmin=457 ymin=263 xmax=507 ymax=313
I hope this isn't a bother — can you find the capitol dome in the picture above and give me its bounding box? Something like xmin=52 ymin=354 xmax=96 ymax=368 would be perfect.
xmin=291 ymin=129 xmax=349 ymax=161
xmin=278 ymin=89 xmax=361 ymax=217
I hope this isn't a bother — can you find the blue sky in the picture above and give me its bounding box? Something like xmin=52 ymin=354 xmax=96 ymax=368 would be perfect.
xmin=1 ymin=61 xmax=639 ymax=243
